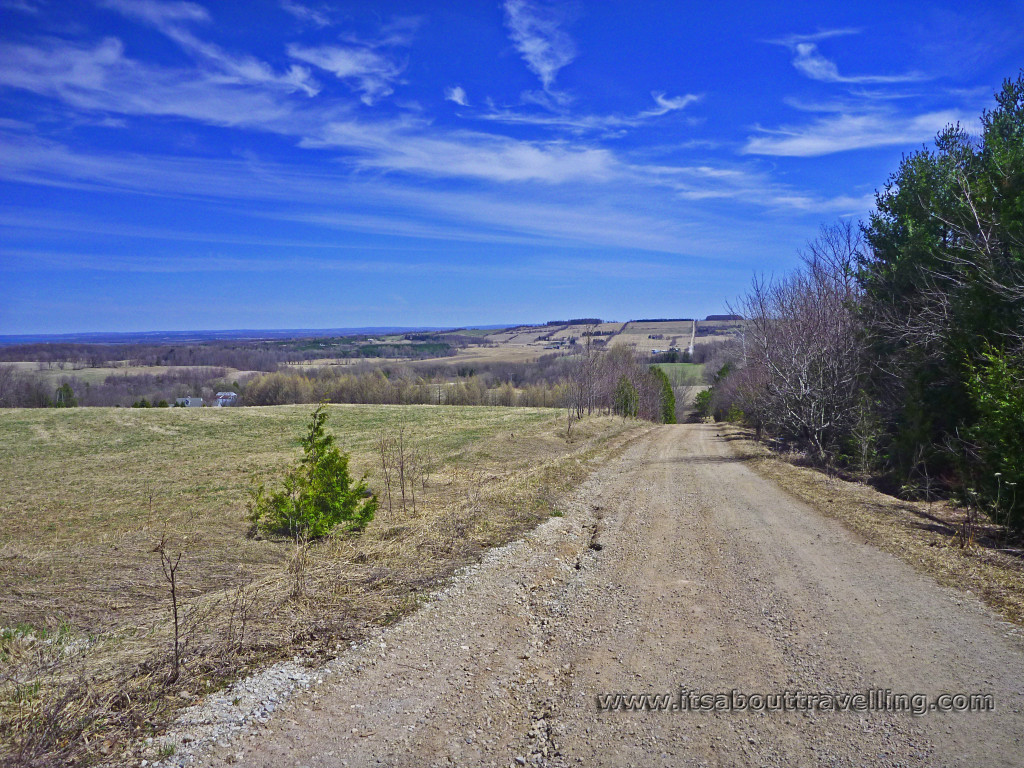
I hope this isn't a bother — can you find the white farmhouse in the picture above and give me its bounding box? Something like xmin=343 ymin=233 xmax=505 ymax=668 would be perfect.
xmin=214 ymin=392 xmax=238 ymax=407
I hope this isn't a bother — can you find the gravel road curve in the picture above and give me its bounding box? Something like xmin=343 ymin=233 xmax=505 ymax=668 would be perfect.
xmin=176 ymin=423 xmax=1024 ymax=767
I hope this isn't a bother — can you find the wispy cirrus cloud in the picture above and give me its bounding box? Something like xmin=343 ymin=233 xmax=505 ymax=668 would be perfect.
xmin=342 ymin=16 xmax=422 ymax=49
xmin=639 ymin=160 xmax=872 ymax=214
xmin=790 ymin=43 xmax=926 ymax=85
xmin=303 ymin=119 xmax=617 ymax=183
xmin=637 ymin=92 xmax=701 ymax=119
xmin=503 ymin=0 xmax=576 ymax=97
xmin=445 ymin=85 xmax=469 ymax=106
xmin=752 ymin=27 xmax=967 ymax=157
xmin=743 ymin=108 xmax=974 ymax=156
xmin=288 ymin=16 xmax=419 ymax=105
xmin=479 ymin=91 xmax=700 ymax=134
xmin=0 ymin=28 xmax=611 ymax=187
xmin=767 ymin=29 xmax=927 ymax=85
xmin=99 ymin=0 xmax=320 ymax=96
xmin=0 ymin=36 xmax=326 ymax=127
xmin=765 ymin=28 xmax=862 ymax=47
xmin=286 ymin=43 xmax=405 ymax=105
xmin=280 ymin=0 xmax=331 ymax=28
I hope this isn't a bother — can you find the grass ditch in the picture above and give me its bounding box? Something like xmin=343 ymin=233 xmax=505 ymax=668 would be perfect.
xmin=0 ymin=404 xmax=651 ymax=766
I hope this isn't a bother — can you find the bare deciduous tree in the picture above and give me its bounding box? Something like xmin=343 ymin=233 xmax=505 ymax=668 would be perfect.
xmin=723 ymin=221 xmax=867 ymax=464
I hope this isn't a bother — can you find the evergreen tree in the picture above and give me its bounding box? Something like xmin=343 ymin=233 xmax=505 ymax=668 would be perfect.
xmin=54 ymin=383 xmax=77 ymax=408
xmin=249 ymin=404 xmax=377 ymax=539
xmin=651 ymin=366 xmax=676 ymax=423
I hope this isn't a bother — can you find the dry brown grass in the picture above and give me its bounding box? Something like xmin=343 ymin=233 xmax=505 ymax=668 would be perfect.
xmin=427 ymin=346 xmax=545 ymax=364
xmin=610 ymin=320 xmax=694 ymax=354
xmin=546 ymin=322 xmax=625 ymax=342
xmin=0 ymin=405 xmax=650 ymax=766
xmin=721 ymin=425 xmax=1024 ymax=627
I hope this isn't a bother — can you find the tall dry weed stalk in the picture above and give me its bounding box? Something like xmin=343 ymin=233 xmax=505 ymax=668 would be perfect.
xmin=377 ymin=423 xmax=431 ymax=517
xmin=152 ymin=536 xmax=185 ymax=683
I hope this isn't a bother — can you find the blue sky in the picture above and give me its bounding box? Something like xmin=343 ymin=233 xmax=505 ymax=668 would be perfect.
xmin=1 ymin=0 xmax=1021 ymax=334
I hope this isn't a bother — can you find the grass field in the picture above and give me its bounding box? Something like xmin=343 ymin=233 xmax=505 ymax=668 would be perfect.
xmin=655 ymin=362 xmax=706 ymax=386
xmin=0 ymin=404 xmax=648 ymax=764
xmin=440 ymin=345 xmax=544 ymax=364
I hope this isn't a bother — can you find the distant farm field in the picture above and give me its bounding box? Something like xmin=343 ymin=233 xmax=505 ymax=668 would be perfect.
xmin=655 ymin=362 xmax=706 ymax=385
xmin=611 ymin=320 xmax=694 ymax=354
xmin=0 ymin=404 xmax=648 ymax=762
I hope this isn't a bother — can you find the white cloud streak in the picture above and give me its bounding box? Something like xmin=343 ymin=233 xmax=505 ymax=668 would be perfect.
xmin=286 ymin=16 xmax=417 ymax=105
xmin=287 ymin=43 xmax=404 ymax=104
xmin=280 ymin=0 xmax=330 ymax=28
xmin=789 ymin=42 xmax=926 ymax=85
xmin=637 ymin=92 xmax=701 ymax=118
xmin=99 ymin=0 xmax=320 ymax=96
xmin=0 ymin=31 xmax=613 ymax=186
xmin=743 ymin=109 xmax=975 ymax=156
xmin=445 ymin=85 xmax=469 ymax=106
xmin=766 ymin=29 xmax=926 ymax=86
xmin=764 ymin=28 xmax=862 ymax=47
xmin=0 ymin=132 xmax=699 ymax=254
xmin=479 ymin=91 xmax=700 ymax=133
xmin=303 ymin=120 xmax=617 ymax=183
xmin=503 ymin=0 xmax=576 ymax=94
xmin=0 ymin=36 xmax=326 ymax=127
xmin=638 ymin=161 xmax=873 ymax=214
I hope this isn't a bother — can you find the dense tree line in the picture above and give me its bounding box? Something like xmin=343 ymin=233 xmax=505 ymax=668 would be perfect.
xmin=545 ymin=318 xmax=602 ymax=326
xmin=241 ymin=368 xmax=573 ymax=408
xmin=0 ymin=342 xmax=282 ymax=371
xmin=243 ymin=348 xmax=678 ymax=423
xmin=706 ymin=74 xmax=1024 ymax=529
xmin=0 ymin=334 xmax=470 ymax=371
xmin=0 ymin=366 xmax=54 ymax=407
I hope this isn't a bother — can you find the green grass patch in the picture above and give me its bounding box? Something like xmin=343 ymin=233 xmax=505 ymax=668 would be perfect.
xmin=655 ymin=362 xmax=705 ymax=385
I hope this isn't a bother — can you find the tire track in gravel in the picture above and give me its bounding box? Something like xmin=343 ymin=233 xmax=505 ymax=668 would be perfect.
xmin=185 ymin=423 xmax=1024 ymax=768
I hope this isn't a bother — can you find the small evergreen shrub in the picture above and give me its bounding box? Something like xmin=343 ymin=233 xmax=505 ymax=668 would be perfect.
xmin=248 ymin=404 xmax=377 ymax=540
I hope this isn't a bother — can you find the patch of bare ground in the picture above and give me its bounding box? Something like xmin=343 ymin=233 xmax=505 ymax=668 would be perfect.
xmin=721 ymin=424 xmax=1024 ymax=626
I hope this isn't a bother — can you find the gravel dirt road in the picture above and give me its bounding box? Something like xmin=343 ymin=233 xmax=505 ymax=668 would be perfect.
xmin=193 ymin=423 xmax=1024 ymax=767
